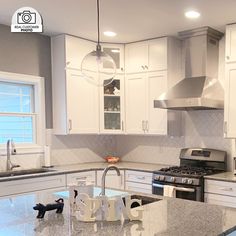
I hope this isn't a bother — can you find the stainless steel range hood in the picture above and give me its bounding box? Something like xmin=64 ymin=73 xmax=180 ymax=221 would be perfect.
xmin=154 ymin=27 xmax=224 ymax=110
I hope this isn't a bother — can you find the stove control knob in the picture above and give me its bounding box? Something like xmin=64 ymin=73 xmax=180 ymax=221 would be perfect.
xmin=187 ymin=179 xmax=193 ymax=184
xmin=160 ymin=176 xmax=165 ymax=181
xmin=182 ymin=178 xmax=187 ymax=184
xmin=155 ymin=175 xmax=160 ymax=180
xmin=170 ymin=177 xmax=176 ymax=182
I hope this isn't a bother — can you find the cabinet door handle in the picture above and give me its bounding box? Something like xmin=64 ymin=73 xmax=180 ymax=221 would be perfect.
xmin=223 ymin=121 xmax=227 ymax=135
xmin=137 ymin=176 xmax=145 ymax=180
xmin=75 ymin=177 xmax=87 ymax=180
xmin=121 ymin=120 xmax=124 ymax=131
xmin=145 ymin=65 xmax=148 ymax=70
xmin=68 ymin=119 xmax=72 ymax=131
xmin=142 ymin=120 xmax=145 ymax=131
xmin=141 ymin=65 xmax=145 ymax=70
xmin=219 ymin=187 xmax=233 ymax=191
xmin=146 ymin=120 xmax=149 ymax=132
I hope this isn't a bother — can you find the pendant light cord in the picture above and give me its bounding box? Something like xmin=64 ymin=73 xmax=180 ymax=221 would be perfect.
xmin=97 ymin=0 xmax=100 ymax=47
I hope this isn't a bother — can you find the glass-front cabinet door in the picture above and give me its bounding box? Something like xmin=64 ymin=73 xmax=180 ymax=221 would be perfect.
xmin=101 ymin=44 xmax=124 ymax=73
xmin=100 ymin=74 xmax=125 ymax=133
xmin=100 ymin=44 xmax=125 ymax=134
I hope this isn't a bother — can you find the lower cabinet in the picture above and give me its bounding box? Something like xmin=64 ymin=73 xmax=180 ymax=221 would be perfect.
xmin=0 ymin=174 xmax=66 ymax=197
xmin=205 ymin=179 xmax=236 ymax=208
xmin=96 ymin=170 xmax=125 ymax=190
xmin=66 ymin=171 xmax=96 ymax=186
xmin=125 ymin=170 xmax=152 ymax=194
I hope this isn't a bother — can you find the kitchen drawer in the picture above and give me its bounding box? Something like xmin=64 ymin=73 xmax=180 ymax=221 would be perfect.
xmin=0 ymin=174 xmax=66 ymax=197
xmin=66 ymin=171 xmax=96 ymax=186
xmin=125 ymin=181 xmax=152 ymax=194
xmin=205 ymin=193 xmax=236 ymax=208
xmin=205 ymin=180 xmax=236 ymax=197
xmin=125 ymin=170 xmax=152 ymax=184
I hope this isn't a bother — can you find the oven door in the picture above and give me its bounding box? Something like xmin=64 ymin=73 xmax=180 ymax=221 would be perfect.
xmin=152 ymin=181 xmax=202 ymax=201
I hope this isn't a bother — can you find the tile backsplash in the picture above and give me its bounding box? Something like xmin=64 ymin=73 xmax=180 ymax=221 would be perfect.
xmin=50 ymin=134 xmax=115 ymax=166
xmin=116 ymin=110 xmax=233 ymax=170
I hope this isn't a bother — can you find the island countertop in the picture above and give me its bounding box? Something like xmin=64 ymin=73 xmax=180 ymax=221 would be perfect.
xmin=1 ymin=189 xmax=236 ymax=236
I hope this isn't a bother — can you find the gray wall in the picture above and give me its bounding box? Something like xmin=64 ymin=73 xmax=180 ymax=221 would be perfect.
xmin=0 ymin=24 xmax=52 ymax=128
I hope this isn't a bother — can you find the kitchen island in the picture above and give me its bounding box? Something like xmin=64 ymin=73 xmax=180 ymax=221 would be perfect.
xmin=1 ymin=189 xmax=236 ymax=236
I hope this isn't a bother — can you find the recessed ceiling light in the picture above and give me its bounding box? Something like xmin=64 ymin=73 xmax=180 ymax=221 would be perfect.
xmin=185 ymin=10 xmax=201 ymax=19
xmin=103 ymin=31 xmax=117 ymax=37
xmin=111 ymin=49 xmax=120 ymax=53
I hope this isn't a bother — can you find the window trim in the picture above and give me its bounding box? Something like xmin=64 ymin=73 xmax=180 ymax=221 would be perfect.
xmin=0 ymin=71 xmax=45 ymax=151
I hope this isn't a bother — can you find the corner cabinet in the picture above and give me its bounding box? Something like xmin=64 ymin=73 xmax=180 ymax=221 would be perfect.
xmin=224 ymin=24 xmax=236 ymax=138
xmin=125 ymin=37 xmax=181 ymax=135
xmin=99 ymin=44 xmax=125 ymax=134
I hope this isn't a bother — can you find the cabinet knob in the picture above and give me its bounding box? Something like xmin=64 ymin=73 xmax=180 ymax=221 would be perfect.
xmin=141 ymin=65 xmax=145 ymax=70
xmin=226 ymin=56 xmax=230 ymax=60
xmin=121 ymin=67 xmax=124 ymax=71
xmin=145 ymin=65 xmax=148 ymax=70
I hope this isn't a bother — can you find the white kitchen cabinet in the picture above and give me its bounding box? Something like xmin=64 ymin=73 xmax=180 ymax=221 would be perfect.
xmin=125 ymin=42 xmax=148 ymax=73
xmin=51 ymin=35 xmax=100 ymax=134
xmin=66 ymin=171 xmax=96 ymax=186
xmin=125 ymin=70 xmax=167 ymax=134
xmin=125 ymin=170 xmax=152 ymax=194
xmin=224 ymin=63 xmax=236 ymax=138
xmin=125 ymin=38 xmax=168 ymax=73
xmin=99 ymin=44 xmax=125 ymax=133
xmin=226 ymin=24 xmax=236 ymax=63
xmin=125 ymin=37 xmax=181 ymax=135
xmin=0 ymin=174 xmax=66 ymax=197
xmin=125 ymin=73 xmax=147 ymax=134
xmin=96 ymin=170 xmax=125 ymax=190
xmin=204 ymin=179 xmax=236 ymax=208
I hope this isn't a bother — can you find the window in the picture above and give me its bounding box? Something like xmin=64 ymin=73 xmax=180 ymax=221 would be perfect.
xmin=0 ymin=71 xmax=45 ymax=147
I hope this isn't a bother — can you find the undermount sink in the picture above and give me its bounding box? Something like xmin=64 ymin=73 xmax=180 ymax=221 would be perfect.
xmin=0 ymin=168 xmax=54 ymax=178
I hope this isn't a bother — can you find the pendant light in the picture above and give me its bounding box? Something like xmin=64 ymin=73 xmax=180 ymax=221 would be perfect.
xmin=81 ymin=0 xmax=116 ymax=87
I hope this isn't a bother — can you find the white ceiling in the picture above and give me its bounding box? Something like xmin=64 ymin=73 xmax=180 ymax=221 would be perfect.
xmin=0 ymin=0 xmax=236 ymax=43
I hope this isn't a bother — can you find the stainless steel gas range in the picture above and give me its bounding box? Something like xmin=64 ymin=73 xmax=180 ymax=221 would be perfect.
xmin=152 ymin=148 xmax=227 ymax=201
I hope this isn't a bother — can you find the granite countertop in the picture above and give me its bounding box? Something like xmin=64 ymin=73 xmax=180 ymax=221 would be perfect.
xmin=205 ymin=172 xmax=236 ymax=183
xmin=0 ymin=162 xmax=169 ymax=182
xmin=1 ymin=188 xmax=236 ymax=236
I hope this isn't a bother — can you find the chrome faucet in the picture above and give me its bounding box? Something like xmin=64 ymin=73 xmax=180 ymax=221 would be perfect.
xmin=101 ymin=165 xmax=121 ymax=196
xmin=6 ymin=139 xmax=20 ymax=171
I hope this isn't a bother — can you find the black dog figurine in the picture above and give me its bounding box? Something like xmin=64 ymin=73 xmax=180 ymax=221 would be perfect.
xmin=33 ymin=198 xmax=64 ymax=219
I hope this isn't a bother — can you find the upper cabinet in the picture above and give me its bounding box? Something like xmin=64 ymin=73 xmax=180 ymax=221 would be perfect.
xmin=51 ymin=35 xmax=125 ymax=135
xmin=101 ymin=43 xmax=125 ymax=73
xmin=226 ymin=24 xmax=236 ymax=63
xmin=225 ymin=24 xmax=236 ymax=138
xmin=125 ymin=37 xmax=182 ymax=135
xmin=51 ymin=35 xmax=99 ymax=134
xmin=99 ymin=44 xmax=125 ymax=134
xmin=125 ymin=38 xmax=168 ymax=74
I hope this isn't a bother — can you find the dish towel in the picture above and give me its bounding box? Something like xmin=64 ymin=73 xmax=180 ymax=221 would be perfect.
xmin=163 ymin=185 xmax=176 ymax=197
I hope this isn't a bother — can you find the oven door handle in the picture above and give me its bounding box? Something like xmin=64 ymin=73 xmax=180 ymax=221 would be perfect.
xmin=152 ymin=183 xmax=195 ymax=193
xmin=175 ymin=187 xmax=195 ymax=193
xmin=152 ymin=183 xmax=164 ymax=188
